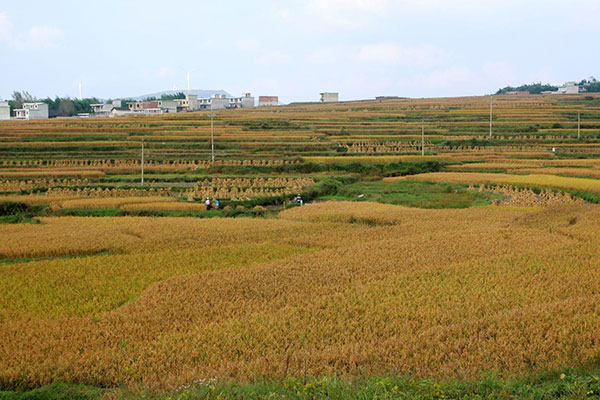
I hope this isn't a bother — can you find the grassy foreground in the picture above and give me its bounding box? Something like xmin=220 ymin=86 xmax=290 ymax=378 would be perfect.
xmin=2 ymin=368 xmax=600 ymax=399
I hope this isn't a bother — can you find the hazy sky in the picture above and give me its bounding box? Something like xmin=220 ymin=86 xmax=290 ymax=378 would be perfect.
xmin=1 ymin=0 xmax=598 ymax=103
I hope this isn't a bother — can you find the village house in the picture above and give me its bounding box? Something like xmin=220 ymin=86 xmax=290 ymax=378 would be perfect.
xmin=90 ymin=100 xmax=124 ymax=116
xmin=258 ymin=96 xmax=278 ymax=106
xmin=0 ymin=102 xmax=10 ymax=120
xmin=13 ymin=102 xmax=49 ymax=120
xmin=320 ymin=92 xmax=339 ymax=102
xmin=127 ymin=99 xmax=179 ymax=114
xmin=229 ymin=93 xmax=255 ymax=108
xmin=549 ymin=82 xmax=580 ymax=95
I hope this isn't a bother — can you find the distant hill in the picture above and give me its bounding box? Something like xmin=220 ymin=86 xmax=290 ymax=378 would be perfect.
xmin=131 ymin=89 xmax=231 ymax=101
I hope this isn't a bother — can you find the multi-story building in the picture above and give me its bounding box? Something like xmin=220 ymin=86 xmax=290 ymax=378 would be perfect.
xmin=0 ymin=102 xmax=10 ymax=120
xmin=320 ymin=92 xmax=339 ymax=102
xmin=129 ymin=93 xmax=255 ymax=114
xmin=198 ymin=94 xmax=227 ymax=110
xmin=158 ymin=100 xmax=178 ymax=113
xmin=90 ymin=100 xmax=124 ymax=116
xmin=13 ymin=102 xmax=49 ymax=120
xmin=258 ymin=96 xmax=278 ymax=106
xmin=174 ymin=94 xmax=200 ymax=111
xmin=229 ymin=93 xmax=255 ymax=108
xmin=127 ymin=99 xmax=178 ymax=114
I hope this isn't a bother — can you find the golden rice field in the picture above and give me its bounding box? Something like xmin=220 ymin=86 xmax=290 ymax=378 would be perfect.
xmin=387 ymin=172 xmax=600 ymax=194
xmin=1 ymin=203 xmax=600 ymax=392
xmin=2 ymin=94 xmax=600 ymax=397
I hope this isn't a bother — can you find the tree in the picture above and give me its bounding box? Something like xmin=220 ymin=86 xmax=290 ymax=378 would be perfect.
xmin=11 ymin=92 xmax=23 ymax=110
xmin=9 ymin=91 xmax=36 ymax=114
xmin=161 ymin=92 xmax=186 ymax=100
xmin=11 ymin=91 xmax=34 ymax=109
xmin=496 ymin=83 xmax=558 ymax=95
xmin=585 ymin=82 xmax=600 ymax=92
xmin=57 ymin=98 xmax=76 ymax=116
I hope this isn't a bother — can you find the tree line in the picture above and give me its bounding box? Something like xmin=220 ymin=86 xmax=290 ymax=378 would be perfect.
xmin=496 ymin=76 xmax=599 ymax=95
xmin=7 ymin=91 xmax=101 ymax=117
xmin=496 ymin=83 xmax=558 ymax=95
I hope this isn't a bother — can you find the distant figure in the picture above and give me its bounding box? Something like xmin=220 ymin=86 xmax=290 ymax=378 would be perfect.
xmin=552 ymin=147 xmax=556 ymax=153
xmin=205 ymin=197 xmax=211 ymax=210
xmin=215 ymin=199 xmax=220 ymax=210
xmin=296 ymin=194 xmax=303 ymax=206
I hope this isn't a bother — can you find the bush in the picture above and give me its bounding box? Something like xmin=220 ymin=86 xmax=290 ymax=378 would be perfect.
xmin=0 ymin=202 xmax=29 ymax=216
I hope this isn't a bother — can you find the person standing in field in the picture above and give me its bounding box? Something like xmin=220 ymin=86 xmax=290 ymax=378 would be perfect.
xmin=215 ymin=199 xmax=220 ymax=209
xmin=205 ymin=197 xmax=211 ymax=210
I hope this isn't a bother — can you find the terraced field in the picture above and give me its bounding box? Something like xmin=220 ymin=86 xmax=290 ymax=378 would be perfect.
xmin=2 ymin=94 xmax=600 ymax=399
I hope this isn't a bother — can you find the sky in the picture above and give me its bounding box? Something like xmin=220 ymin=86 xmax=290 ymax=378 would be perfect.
xmin=0 ymin=0 xmax=599 ymax=103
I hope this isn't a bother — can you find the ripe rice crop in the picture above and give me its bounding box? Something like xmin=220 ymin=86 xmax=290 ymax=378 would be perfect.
xmin=507 ymin=167 xmax=600 ymax=178
xmin=0 ymin=170 xmax=105 ymax=178
xmin=0 ymin=194 xmax=81 ymax=205
xmin=0 ymin=178 xmax=90 ymax=192
xmin=0 ymin=242 xmax=308 ymax=320
xmin=2 ymin=93 xmax=600 ymax=394
xmin=59 ymin=196 xmax=176 ymax=209
xmin=184 ymin=177 xmax=315 ymax=200
xmin=0 ymin=216 xmax=302 ymax=260
xmin=45 ymin=187 xmax=172 ymax=198
xmin=448 ymin=162 xmax=542 ymax=171
xmin=303 ymin=155 xmax=452 ymax=163
xmin=343 ymin=140 xmax=433 ymax=153
xmin=470 ymin=184 xmax=585 ymax=207
xmin=386 ymin=172 xmax=600 ymax=194
xmin=1 ymin=203 xmax=600 ymax=391
xmin=121 ymin=201 xmax=207 ymax=211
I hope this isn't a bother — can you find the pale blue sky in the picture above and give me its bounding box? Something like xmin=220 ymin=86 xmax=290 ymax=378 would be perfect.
xmin=1 ymin=0 xmax=598 ymax=103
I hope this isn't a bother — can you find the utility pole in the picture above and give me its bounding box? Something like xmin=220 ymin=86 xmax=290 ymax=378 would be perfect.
xmin=141 ymin=139 xmax=145 ymax=185
xmin=489 ymin=96 xmax=494 ymax=139
xmin=421 ymin=119 xmax=425 ymax=156
xmin=578 ymin=112 xmax=581 ymax=140
xmin=210 ymin=103 xmax=215 ymax=166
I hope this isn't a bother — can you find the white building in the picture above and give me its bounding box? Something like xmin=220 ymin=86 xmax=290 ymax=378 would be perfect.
xmin=90 ymin=100 xmax=127 ymax=117
xmin=553 ymin=82 xmax=579 ymax=95
xmin=0 ymin=102 xmax=10 ymax=120
xmin=13 ymin=102 xmax=49 ymax=120
xmin=157 ymin=100 xmax=178 ymax=113
xmin=91 ymin=103 xmax=116 ymax=116
xmin=320 ymin=92 xmax=339 ymax=102
xmin=229 ymin=93 xmax=255 ymax=108
xmin=197 ymin=94 xmax=228 ymax=110
xmin=196 ymin=93 xmax=252 ymax=110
